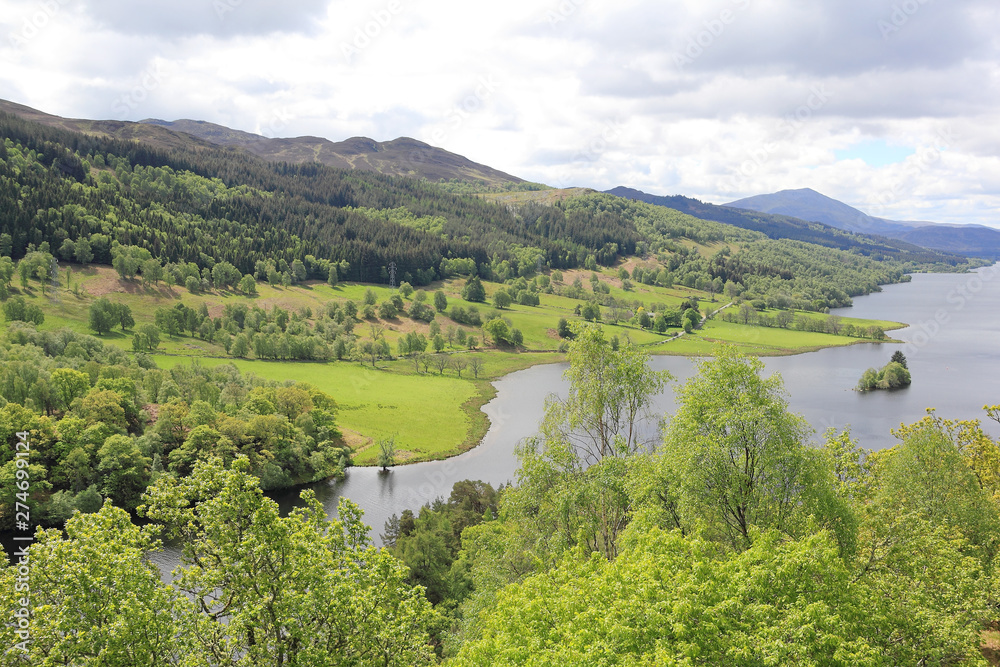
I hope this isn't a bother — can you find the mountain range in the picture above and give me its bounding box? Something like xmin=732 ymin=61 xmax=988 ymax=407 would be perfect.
xmin=726 ymin=188 xmax=1000 ymax=259
xmin=2 ymin=97 xmax=995 ymax=261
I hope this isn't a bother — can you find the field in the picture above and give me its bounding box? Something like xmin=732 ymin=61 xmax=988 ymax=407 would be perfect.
xmin=4 ymin=262 xmax=908 ymax=464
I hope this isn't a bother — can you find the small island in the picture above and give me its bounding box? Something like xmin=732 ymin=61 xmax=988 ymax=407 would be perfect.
xmin=857 ymin=351 xmax=912 ymax=391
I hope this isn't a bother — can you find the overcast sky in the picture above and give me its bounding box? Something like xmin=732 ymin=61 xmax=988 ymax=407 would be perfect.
xmin=3 ymin=0 xmax=998 ymax=226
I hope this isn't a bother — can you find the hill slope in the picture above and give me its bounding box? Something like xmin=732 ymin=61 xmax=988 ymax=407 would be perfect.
xmin=140 ymin=118 xmax=523 ymax=185
xmin=0 ymin=98 xmax=522 ymax=186
xmin=726 ymin=187 xmax=1000 ymax=259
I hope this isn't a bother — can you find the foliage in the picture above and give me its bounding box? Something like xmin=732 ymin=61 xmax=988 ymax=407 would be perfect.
xmin=858 ymin=357 xmax=912 ymax=391
xmin=0 ymin=325 xmax=349 ymax=529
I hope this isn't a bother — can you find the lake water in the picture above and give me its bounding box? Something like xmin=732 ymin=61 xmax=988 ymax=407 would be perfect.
xmin=7 ymin=265 xmax=999 ymax=570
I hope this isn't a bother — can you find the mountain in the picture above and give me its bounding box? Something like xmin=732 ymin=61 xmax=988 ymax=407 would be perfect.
xmin=0 ymin=98 xmax=523 ymax=186
xmin=726 ymin=188 xmax=1000 ymax=260
xmin=139 ymin=119 xmax=524 ymax=185
xmin=604 ymin=186 xmax=969 ymax=266
xmin=726 ymin=188 xmax=915 ymax=236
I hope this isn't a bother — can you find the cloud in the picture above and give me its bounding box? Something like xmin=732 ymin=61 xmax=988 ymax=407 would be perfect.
xmin=78 ymin=0 xmax=330 ymax=38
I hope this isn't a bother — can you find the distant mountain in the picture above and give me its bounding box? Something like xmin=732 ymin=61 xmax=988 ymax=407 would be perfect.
xmin=0 ymin=99 xmax=522 ymax=186
xmin=605 ymin=186 xmax=970 ymax=266
xmin=726 ymin=188 xmax=1000 ymax=260
xmin=726 ymin=188 xmax=915 ymax=236
xmin=139 ymin=119 xmax=524 ymax=185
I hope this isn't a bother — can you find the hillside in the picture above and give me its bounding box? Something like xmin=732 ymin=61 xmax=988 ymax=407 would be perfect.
xmin=141 ymin=118 xmax=524 ymax=185
xmin=0 ymin=98 xmax=523 ymax=186
xmin=605 ymin=186 xmax=970 ymax=266
xmin=726 ymin=187 xmax=1000 ymax=259
xmin=0 ymin=108 xmax=643 ymax=285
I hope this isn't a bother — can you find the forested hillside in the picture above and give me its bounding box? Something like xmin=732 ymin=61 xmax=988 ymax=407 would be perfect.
xmin=0 ymin=111 xmax=640 ymax=287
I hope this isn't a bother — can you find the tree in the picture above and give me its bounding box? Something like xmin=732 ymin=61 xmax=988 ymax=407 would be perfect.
xmin=660 ymin=345 xmax=844 ymax=551
xmin=378 ymin=436 xmax=397 ymax=471
xmin=468 ymin=356 xmax=483 ymax=378
xmin=557 ymin=317 xmax=573 ymax=338
xmin=140 ymin=458 xmax=438 ymax=665
xmin=364 ymin=288 xmax=378 ymax=305
xmin=580 ymin=302 xmax=601 ymax=322
xmin=238 ymin=273 xmax=257 ymax=295
xmin=433 ymin=354 xmax=450 ymax=375
xmin=775 ymin=309 xmax=794 ymax=328
xmin=97 ymin=434 xmax=151 ymax=509
xmin=74 ymin=237 xmax=94 ymax=264
xmin=461 ymin=275 xmax=486 ymax=303
xmin=891 ymin=350 xmax=908 ymax=369
xmin=51 ymin=368 xmax=91 ymax=411
xmin=114 ymin=302 xmax=134 ymax=331
xmin=0 ymin=504 xmax=190 ymax=665
xmin=492 ymin=290 xmax=512 ymax=309
xmin=327 ymin=264 xmax=339 ymax=287
xmin=483 ymin=318 xmax=513 ymax=347
xmin=452 ymin=357 xmax=468 ymax=378
xmin=539 ymin=324 xmax=671 ymax=464
xmin=88 ymin=298 xmax=119 ymax=335
xmin=434 ymin=289 xmax=448 ymax=312
xmin=141 ymin=258 xmax=163 ymax=286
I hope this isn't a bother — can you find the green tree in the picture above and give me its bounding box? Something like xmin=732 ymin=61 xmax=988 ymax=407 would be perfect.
xmin=0 ymin=504 xmax=191 ymax=664
xmin=462 ymin=275 xmax=486 ymax=303
xmin=434 ymin=289 xmax=448 ymax=312
xmin=141 ymin=458 xmax=438 ymax=666
xmin=660 ymin=345 xmax=847 ymax=551
xmin=238 ymin=273 xmax=257 ymax=295
xmin=97 ymin=434 xmax=151 ymax=509
xmin=88 ymin=297 xmax=118 ymax=335
xmin=492 ymin=290 xmax=511 ymax=309
xmin=51 ymin=368 xmax=91 ymax=412
xmin=378 ymin=436 xmax=397 ymax=471
xmin=544 ymin=324 xmax=671 ymax=463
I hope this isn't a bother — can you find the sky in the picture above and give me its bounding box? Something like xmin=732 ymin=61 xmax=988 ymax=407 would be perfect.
xmin=2 ymin=0 xmax=999 ymax=227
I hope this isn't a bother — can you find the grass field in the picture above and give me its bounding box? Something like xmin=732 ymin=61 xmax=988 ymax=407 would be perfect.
xmin=7 ymin=262 xmax=910 ymax=465
xmin=154 ymin=355 xmax=490 ymax=465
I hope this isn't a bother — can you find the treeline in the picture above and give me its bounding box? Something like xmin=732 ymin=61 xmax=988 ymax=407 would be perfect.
xmin=0 ymin=323 xmax=350 ymax=531
xmin=718 ymin=303 xmax=888 ymax=339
